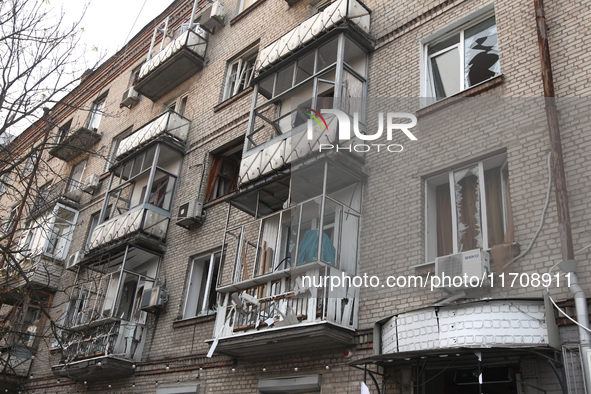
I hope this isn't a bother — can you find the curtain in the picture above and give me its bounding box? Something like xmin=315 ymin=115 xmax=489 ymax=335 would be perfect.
xmin=484 ymin=168 xmax=504 ymax=247
xmin=436 ymin=183 xmax=453 ymax=257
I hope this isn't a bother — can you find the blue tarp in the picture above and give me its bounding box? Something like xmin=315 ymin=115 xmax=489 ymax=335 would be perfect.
xmin=296 ymin=229 xmax=336 ymax=266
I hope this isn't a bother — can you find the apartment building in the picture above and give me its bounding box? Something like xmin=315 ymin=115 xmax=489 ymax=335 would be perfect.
xmin=0 ymin=0 xmax=590 ymax=393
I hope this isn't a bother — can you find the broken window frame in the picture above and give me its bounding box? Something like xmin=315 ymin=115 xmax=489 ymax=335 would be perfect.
xmin=246 ymin=32 xmax=369 ymax=151
xmin=422 ymin=9 xmax=500 ymax=103
xmin=183 ymin=251 xmax=222 ymax=319
xmin=222 ymin=49 xmax=258 ymax=101
xmin=204 ymin=140 xmax=243 ymax=202
xmin=425 ymin=154 xmax=510 ymax=262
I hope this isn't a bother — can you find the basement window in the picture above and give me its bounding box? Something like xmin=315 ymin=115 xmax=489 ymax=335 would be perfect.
xmin=422 ymin=11 xmax=499 ymax=104
xmin=425 ymin=154 xmax=512 ymax=262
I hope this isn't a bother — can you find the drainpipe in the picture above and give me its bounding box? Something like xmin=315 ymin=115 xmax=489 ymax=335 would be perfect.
xmin=534 ymin=0 xmax=591 ymax=391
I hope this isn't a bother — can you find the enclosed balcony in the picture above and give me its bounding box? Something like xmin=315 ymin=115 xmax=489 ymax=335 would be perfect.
xmin=134 ymin=26 xmax=208 ymax=101
xmin=49 ymin=126 xmax=101 ymax=162
xmin=52 ymin=245 xmax=159 ymax=381
xmin=88 ymin=135 xmax=184 ymax=254
xmin=114 ymin=110 xmax=189 ymax=161
xmin=241 ymin=30 xmax=370 ymax=186
xmin=209 ymin=160 xmax=365 ymax=358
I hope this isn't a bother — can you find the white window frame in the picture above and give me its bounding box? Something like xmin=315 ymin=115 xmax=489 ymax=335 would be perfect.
xmin=222 ymin=49 xmax=257 ymax=101
xmin=424 ymin=154 xmax=508 ymax=263
xmin=167 ymin=94 xmax=189 ymax=116
xmin=66 ymin=160 xmax=87 ymax=193
xmin=420 ymin=4 xmax=498 ymax=102
xmin=238 ymin=0 xmax=258 ymax=13
xmin=0 ymin=173 xmax=11 ymax=195
xmin=87 ymin=96 xmax=106 ymax=130
xmin=183 ymin=251 xmax=221 ymax=319
xmin=3 ymin=204 xmax=19 ymax=235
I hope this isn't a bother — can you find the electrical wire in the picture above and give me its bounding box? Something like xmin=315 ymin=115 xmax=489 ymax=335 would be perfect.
xmin=502 ymin=151 xmax=552 ymax=270
xmin=122 ymin=0 xmax=149 ymax=49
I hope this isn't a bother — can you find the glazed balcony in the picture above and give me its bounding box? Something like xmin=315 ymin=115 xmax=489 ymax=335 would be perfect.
xmin=87 ymin=204 xmax=170 ymax=251
xmin=210 ymin=161 xmax=364 ymax=358
xmin=114 ymin=110 xmax=189 ymax=161
xmin=134 ymin=27 xmax=208 ymax=101
xmin=49 ymin=126 xmax=101 ymax=162
xmin=242 ymin=30 xmax=370 ymax=186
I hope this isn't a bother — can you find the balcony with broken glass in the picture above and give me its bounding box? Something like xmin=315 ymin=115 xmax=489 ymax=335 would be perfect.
xmin=134 ymin=18 xmax=208 ymax=101
xmin=239 ymin=2 xmax=371 ymax=187
xmin=209 ymin=160 xmax=365 ymax=358
xmin=51 ymin=245 xmax=160 ymax=381
xmin=87 ymin=127 xmax=184 ymax=254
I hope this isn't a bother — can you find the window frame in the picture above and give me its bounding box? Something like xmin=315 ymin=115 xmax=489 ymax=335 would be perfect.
xmin=420 ymin=6 xmax=499 ymax=102
xmin=105 ymin=126 xmax=134 ymax=172
xmin=238 ymin=0 xmax=258 ymax=13
xmin=3 ymin=204 xmax=19 ymax=235
xmin=183 ymin=251 xmax=222 ymax=319
xmin=204 ymin=140 xmax=243 ymax=202
xmin=66 ymin=160 xmax=87 ymax=193
xmin=0 ymin=172 xmax=11 ymax=195
xmin=166 ymin=94 xmax=189 ymax=117
xmin=23 ymin=152 xmax=37 ymax=177
xmin=86 ymin=94 xmax=107 ymax=130
xmin=424 ymin=154 xmax=509 ymax=263
xmin=222 ymin=48 xmax=258 ymax=101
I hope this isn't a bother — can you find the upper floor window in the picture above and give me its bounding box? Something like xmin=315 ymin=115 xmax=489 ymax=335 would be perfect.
xmin=183 ymin=251 xmax=221 ymax=319
xmin=23 ymin=152 xmax=37 ymax=177
xmin=3 ymin=204 xmax=19 ymax=235
xmin=56 ymin=119 xmax=72 ymax=145
xmin=222 ymin=48 xmax=257 ymax=101
xmin=105 ymin=127 xmax=133 ymax=171
xmin=425 ymin=154 xmax=511 ymax=262
xmin=66 ymin=160 xmax=86 ymax=193
xmin=205 ymin=141 xmax=243 ymax=202
xmin=167 ymin=94 xmax=188 ymax=116
xmin=239 ymin=0 xmax=258 ymax=12
xmin=0 ymin=172 xmax=11 ymax=195
xmin=423 ymin=13 xmax=499 ymax=102
xmin=87 ymin=95 xmax=107 ymax=130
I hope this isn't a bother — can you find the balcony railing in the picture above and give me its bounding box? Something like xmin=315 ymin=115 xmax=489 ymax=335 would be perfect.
xmin=256 ymin=0 xmax=370 ymax=72
xmin=0 ymin=256 xmax=62 ymax=291
xmin=134 ymin=27 xmax=208 ymax=101
xmin=52 ymin=320 xmax=145 ymax=381
xmin=30 ymin=178 xmax=82 ymax=218
xmin=0 ymin=347 xmax=34 ymax=378
xmin=115 ymin=110 xmax=190 ymax=160
xmin=87 ymin=204 xmax=169 ymax=251
xmin=49 ymin=126 xmax=102 ymax=162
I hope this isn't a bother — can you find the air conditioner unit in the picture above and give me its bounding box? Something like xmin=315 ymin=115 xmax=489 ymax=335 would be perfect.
xmin=66 ymin=251 xmax=84 ymax=270
xmin=82 ymin=174 xmax=100 ymax=193
xmin=140 ymin=286 xmax=167 ymax=314
xmin=200 ymin=0 xmax=224 ymax=32
xmin=120 ymin=86 xmax=139 ymax=108
xmin=63 ymin=187 xmax=83 ymax=202
xmin=175 ymin=200 xmax=205 ymax=229
xmin=435 ymin=249 xmax=490 ymax=289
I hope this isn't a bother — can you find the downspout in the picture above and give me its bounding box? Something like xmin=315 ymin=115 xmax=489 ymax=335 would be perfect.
xmin=534 ymin=0 xmax=591 ymax=391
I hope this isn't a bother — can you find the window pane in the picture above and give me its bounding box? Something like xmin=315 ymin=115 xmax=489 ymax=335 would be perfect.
xmin=295 ymin=199 xmax=321 ymax=266
xmin=464 ymin=16 xmax=499 ymax=87
xmin=430 ymin=46 xmax=461 ymax=98
xmin=259 ymin=75 xmax=274 ymax=98
xmin=321 ymin=199 xmax=339 ymax=266
xmin=453 ymin=166 xmax=482 ymax=252
xmin=295 ymin=52 xmax=315 ymax=85
xmin=317 ymin=38 xmax=338 ymax=71
xmin=344 ymin=37 xmax=367 ymax=76
xmin=275 ymin=64 xmax=295 ymax=96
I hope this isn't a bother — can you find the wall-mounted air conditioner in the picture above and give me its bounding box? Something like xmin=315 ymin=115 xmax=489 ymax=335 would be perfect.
xmin=82 ymin=174 xmax=100 ymax=194
xmin=175 ymin=200 xmax=205 ymax=229
xmin=140 ymin=285 xmax=167 ymax=314
xmin=200 ymin=0 xmax=224 ymax=32
xmin=435 ymin=249 xmax=490 ymax=289
xmin=121 ymin=86 xmax=139 ymax=108
xmin=66 ymin=251 xmax=83 ymax=270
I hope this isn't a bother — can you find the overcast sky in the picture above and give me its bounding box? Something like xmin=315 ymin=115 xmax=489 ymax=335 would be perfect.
xmin=54 ymin=0 xmax=173 ymax=68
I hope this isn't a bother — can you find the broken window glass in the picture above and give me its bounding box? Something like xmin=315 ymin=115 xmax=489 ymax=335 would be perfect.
xmin=464 ymin=16 xmax=499 ymax=87
xmin=453 ymin=165 xmax=483 ymax=252
xmin=316 ymin=38 xmax=338 ymax=71
xmin=295 ymin=52 xmax=315 ymax=85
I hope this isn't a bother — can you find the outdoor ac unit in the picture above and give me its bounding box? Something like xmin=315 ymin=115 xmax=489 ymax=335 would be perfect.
xmin=121 ymin=86 xmax=139 ymax=108
xmin=63 ymin=187 xmax=83 ymax=202
xmin=66 ymin=251 xmax=83 ymax=270
xmin=175 ymin=200 xmax=205 ymax=229
xmin=200 ymin=0 xmax=224 ymax=31
xmin=435 ymin=249 xmax=490 ymax=289
xmin=140 ymin=286 xmax=167 ymax=314
xmin=82 ymin=174 xmax=100 ymax=193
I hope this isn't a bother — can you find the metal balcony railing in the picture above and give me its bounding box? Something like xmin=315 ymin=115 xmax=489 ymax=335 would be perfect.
xmin=30 ymin=178 xmax=82 ymax=218
xmin=115 ymin=110 xmax=189 ymax=160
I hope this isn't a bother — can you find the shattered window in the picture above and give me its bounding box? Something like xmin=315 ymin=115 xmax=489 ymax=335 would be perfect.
xmin=425 ymin=155 xmax=512 ymax=262
xmin=183 ymin=251 xmax=222 ymax=319
xmin=426 ymin=15 xmax=499 ymax=101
